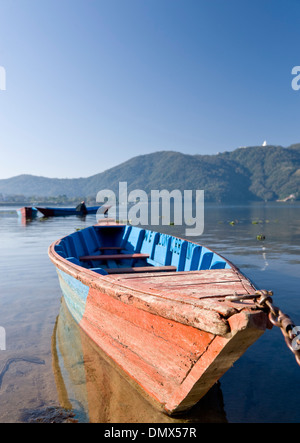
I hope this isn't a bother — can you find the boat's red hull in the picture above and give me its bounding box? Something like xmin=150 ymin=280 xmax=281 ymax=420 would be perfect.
xmin=49 ymin=238 xmax=270 ymax=414
xmin=18 ymin=206 xmax=38 ymax=218
xmin=80 ymin=281 xmax=268 ymax=413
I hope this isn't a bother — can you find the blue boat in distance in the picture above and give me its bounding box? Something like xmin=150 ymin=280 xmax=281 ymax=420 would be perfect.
xmin=36 ymin=206 xmax=105 ymax=217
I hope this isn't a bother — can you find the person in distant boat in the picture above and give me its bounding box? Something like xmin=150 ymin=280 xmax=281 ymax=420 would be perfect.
xmin=76 ymin=201 xmax=88 ymax=215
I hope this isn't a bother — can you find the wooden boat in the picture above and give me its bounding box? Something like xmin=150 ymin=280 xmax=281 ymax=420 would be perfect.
xmin=52 ymin=296 xmax=227 ymax=422
xmin=17 ymin=206 xmax=38 ymax=219
xmin=48 ymin=222 xmax=270 ymax=415
xmin=36 ymin=206 xmax=101 ymax=217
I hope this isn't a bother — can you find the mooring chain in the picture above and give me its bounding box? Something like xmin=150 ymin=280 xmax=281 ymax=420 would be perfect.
xmin=226 ymin=289 xmax=300 ymax=366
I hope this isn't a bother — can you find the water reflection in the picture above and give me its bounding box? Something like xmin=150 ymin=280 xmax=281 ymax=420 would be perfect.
xmin=1 ymin=202 xmax=299 ymax=422
xmin=52 ymin=298 xmax=227 ymax=423
xmin=17 ymin=214 xmax=88 ymax=226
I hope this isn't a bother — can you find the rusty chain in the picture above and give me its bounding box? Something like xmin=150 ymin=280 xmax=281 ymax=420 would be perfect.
xmin=226 ymin=289 xmax=300 ymax=366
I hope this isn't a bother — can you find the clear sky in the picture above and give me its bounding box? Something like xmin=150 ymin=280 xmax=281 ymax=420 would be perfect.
xmin=0 ymin=0 xmax=299 ymax=179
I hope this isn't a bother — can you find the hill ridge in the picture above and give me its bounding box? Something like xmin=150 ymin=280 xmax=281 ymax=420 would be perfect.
xmin=1 ymin=144 xmax=300 ymax=202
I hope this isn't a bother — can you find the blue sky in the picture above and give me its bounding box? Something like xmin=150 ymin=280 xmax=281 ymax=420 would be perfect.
xmin=0 ymin=0 xmax=299 ymax=179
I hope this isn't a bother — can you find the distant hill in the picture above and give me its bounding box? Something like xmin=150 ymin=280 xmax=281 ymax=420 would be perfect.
xmin=1 ymin=144 xmax=300 ymax=202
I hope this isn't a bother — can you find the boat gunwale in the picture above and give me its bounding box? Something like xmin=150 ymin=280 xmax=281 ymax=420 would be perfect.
xmin=48 ymin=224 xmax=271 ymax=415
xmin=48 ymin=225 xmax=265 ymax=337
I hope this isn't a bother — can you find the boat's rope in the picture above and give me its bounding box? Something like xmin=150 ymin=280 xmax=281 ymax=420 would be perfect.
xmin=226 ymin=290 xmax=300 ymax=367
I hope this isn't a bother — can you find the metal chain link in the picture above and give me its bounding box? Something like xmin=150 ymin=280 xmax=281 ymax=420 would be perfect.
xmin=226 ymin=289 xmax=300 ymax=366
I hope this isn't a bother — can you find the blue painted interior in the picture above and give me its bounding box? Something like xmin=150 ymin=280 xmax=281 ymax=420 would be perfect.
xmin=54 ymin=225 xmax=231 ymax=273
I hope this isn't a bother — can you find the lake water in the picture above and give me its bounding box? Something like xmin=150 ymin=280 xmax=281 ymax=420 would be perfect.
xmin=0 ymin=203 xmax=300 ymax=423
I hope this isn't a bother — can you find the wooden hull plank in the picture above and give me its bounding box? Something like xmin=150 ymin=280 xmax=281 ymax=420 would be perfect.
xmin=48 ymin=225 xmax=270 ymax=414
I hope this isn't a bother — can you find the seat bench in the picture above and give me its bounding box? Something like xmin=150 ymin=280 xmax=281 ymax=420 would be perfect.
xmin=80 ymin=253 xmax=150 ymax=261
xmin=98 ymin=246 xmax=123 ymax=251
xmin=105 ymin=265 xmax=177 ymax=274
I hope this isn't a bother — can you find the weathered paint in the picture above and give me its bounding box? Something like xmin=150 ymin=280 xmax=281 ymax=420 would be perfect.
xmin=57 ymin=269 xmax=90 ymax=324
xmin=53 ymin=298 xmax=228 ymax=422
xmin=48 ymin=225 xmax=270 ymax=414
xmin=53 ymin=224 xmax=231 ymax=272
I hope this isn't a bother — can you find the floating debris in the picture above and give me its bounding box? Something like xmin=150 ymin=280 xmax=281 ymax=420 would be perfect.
xmin=256 ymin=234 xmax=266 ymax=241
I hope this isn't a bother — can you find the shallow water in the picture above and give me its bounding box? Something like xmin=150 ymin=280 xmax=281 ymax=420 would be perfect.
xmin=0 ymin=203 xmax=299 ymax=423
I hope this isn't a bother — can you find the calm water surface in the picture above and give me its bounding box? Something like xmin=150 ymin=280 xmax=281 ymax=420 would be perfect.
xmin=0 ymin=203 xmax=299 ymax=423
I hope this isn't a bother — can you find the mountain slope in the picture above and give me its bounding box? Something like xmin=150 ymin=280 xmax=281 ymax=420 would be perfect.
xmin=222 ymin=145 xmax=300 ymax=200
xmin=1 ymin=145 xmax=300 ymax=202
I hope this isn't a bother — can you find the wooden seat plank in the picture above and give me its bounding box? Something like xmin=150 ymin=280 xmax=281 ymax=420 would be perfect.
xmin=106 ymin=266 xmax=177 ymax=274
xmin=80 ymin=253 xmax=149 ymax=261
xmin=98 ymin=246 xmax=123 ymax=251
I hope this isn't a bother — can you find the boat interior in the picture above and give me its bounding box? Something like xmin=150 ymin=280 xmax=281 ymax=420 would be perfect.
xmin=54 ymin=225 xmax=231 ymax=275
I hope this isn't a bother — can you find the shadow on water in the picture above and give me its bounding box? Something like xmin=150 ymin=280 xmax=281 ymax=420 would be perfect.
xmin=51 ymin=298 xmax=227 ymax=423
